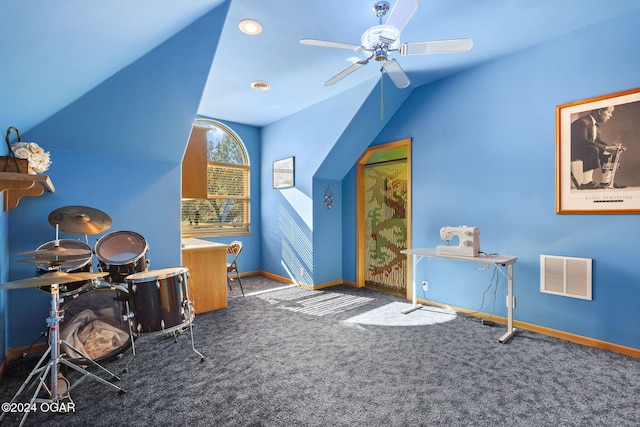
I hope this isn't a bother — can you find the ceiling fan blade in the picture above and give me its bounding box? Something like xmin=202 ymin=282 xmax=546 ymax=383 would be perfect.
xmin=300 ymin=38 xmax=364 ymax=52
xmin=325 ymin=60 xmax=369 ymax=86
xmin=380 ymin=0 xmax=419 ymax=43
xmin=382 ymin=59 xmax=410 ymax=89
xmin=399 ymin=38 xmax=474 ymax=55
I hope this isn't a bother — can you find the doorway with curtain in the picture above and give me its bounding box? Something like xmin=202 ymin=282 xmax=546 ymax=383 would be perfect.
xmin=357 ymin=139 xmax=411 ymax=297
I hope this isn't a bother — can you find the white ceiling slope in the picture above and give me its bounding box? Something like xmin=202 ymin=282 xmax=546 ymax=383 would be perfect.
xmin=2 ymin=0 xmax=640 ymax=132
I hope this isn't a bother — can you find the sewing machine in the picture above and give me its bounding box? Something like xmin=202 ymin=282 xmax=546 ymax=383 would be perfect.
xmin=436 ymin=226 xmax=480 ymax=257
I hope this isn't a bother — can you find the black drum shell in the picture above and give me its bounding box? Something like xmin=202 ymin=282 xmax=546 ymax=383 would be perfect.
xmin=95 ymin=231 xmax=149 ymax=283
xmin=126 ymin=267 xmax=191 ymax=334
xmin=98 ymin=258 xmax=148 ymax=284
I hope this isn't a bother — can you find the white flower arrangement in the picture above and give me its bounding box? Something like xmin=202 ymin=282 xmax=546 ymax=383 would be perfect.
xmin=11 ymin=142 xmax=52 ymax=174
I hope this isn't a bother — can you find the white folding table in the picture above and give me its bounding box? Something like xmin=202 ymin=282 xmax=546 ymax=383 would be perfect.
xmin=401 ymin=248 xmax=518 ymax=343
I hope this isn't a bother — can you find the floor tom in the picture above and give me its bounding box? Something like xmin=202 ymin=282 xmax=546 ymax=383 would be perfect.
xmin=125 ymin=267 xmax=193 ymax=335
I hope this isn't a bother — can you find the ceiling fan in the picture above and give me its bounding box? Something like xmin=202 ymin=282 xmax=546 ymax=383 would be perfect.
xmin=300 ymin=0 xmax=473 ymax=89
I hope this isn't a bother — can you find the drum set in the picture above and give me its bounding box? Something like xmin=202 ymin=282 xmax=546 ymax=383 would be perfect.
xmin=0 ymin=206 xmax=203 ymax=427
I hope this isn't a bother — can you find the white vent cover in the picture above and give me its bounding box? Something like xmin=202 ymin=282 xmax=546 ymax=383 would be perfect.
xmin=540 ymin=255 xmax=592 ymax=300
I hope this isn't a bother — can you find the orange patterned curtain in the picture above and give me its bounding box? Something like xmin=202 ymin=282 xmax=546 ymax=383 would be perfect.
xmin=364 ymin=159 xmax=407 ymax=291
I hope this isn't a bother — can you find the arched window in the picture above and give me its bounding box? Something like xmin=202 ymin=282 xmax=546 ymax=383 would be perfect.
xmin=181 ymin=119 xmax=250 ymax=236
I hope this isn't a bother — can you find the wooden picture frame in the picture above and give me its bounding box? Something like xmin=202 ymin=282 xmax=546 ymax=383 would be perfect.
xmin=273 ymin=156 xmax=294 ymax=189
xmin=556 ymin=88 xmax=640 ymax=213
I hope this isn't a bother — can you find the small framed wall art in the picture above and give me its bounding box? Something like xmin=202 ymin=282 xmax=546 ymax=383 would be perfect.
xmin=273 ymin=156 xmax=294 ymax=189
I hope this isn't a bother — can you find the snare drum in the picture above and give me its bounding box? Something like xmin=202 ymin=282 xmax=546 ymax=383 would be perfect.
xmin=95 ymin=231 xmax=149 ymax=283
xmin=59 ymin=283 xmax=131 ymax=362
xmin=125 ymin=267 xmax=193 ymax=335
xmin=36 ymin=239 xmax=93 ymax=297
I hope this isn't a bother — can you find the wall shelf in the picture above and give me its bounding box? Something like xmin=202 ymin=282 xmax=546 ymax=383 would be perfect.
xmin=0 ymin=172 xmax=55 ymax=211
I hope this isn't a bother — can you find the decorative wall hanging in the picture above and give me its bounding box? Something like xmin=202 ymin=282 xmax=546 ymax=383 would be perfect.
xmin=556 ymin=87 xmax=640 ymax=213
xmin=324 ymin=184 xmax=333 ymax=209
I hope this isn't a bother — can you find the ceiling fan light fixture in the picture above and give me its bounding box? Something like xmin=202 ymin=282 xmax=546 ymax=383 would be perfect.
xmin=361 ymin=25 xmax=400 ymax=51
xmin=300 ymin=0 xmax=471 ymax=90
xmin=251 ymin=81 xmax=271 ymax=91
xmin=238 ymin=19 xmax=262 ymax=35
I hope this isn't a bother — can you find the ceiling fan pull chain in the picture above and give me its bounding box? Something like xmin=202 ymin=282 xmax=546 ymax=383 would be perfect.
xmin=380 ymin=67 xmax=385 ymax=121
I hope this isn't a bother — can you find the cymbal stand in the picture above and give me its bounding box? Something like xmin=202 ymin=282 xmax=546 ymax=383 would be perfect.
xmin=50 ymin=222 xmax=91 ymax=253
xmin=0 ymin=282 xmax=126 ymax=427
xmin=122 ymin=300 xmax=138 ymax=373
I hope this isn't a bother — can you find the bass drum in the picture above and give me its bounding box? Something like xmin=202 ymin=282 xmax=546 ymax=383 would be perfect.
xmin=36 ymin=239 xmax=93 ymax=297
xmin=59 ymin=282 xmax=132 ymax=363
xmin=95 ymin=230 xmax=149 ymax=284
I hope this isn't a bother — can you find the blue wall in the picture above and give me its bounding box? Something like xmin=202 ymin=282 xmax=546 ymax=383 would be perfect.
xmin=260 ymin=79 xmax=378 ymax=285
xmin=343 ymin=12 xmax=640 ymax=350
xmin=7 ymin=150 xmax=183 ymax=347
xmin=2 ymin=4 xmax=230 ymax=350
xmin=260 ymin=77 xmax=411 ymax=286
xmin=0 ymin=209 xmax=8 ymax=360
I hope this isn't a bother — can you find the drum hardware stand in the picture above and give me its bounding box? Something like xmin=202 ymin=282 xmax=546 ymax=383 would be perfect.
xmin=122 ymin=298 xmax=204 ymax=370
xmin=176 ymin=299 xmax=205 ymax=362
xmin=172 ymin=278 xmax=204 ymax=361
xmin=0 ymin=282 xmax=126 ymax=427
xmin=121 ymin=302 xmax=138 ymax=373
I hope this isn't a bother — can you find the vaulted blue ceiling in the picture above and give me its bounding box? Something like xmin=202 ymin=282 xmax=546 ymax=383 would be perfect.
xmin=3 ymin=0 xmax=640 ymax=135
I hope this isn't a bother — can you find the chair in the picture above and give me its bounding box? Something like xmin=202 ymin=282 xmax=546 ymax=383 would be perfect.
xmin=226 ymin=241 xmax=244 ymax=297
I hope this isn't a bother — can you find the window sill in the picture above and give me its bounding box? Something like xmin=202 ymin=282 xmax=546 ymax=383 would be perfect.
xmin=182 ymin=229 xmax=252 ymax=239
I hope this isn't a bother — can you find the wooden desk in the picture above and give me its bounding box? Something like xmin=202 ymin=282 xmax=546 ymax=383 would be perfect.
xmin=401 ymin=248 xmax=518 ymax=343
xmin=181 ymin=238 xmax=228 ymax=314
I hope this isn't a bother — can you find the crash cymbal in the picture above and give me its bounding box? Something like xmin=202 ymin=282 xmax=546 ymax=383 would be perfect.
xmin=0 ymin=271 xmax=108 ymax=290
xmin=18 ymin=246 xmax=92 ymax=259
xmin=48 ymin=206 xmax=112 ymax=235
xmin=18 ymin=257 xmax=87 ymax=266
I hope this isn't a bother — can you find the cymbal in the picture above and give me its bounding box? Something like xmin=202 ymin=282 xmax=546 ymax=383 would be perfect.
xmin=18 ymin=258 xmax=87 ymax=266
xmin=48 ymin=206 xmax=112 ymax=235
xmin=0 ymin=271 xmax=108 ymax=290
xmin=18 ymin=247 xmax=92 ymax=258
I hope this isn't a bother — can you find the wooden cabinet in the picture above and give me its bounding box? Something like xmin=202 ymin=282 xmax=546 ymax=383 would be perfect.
xmin=181 ymin=238 xmax=228 ymax=314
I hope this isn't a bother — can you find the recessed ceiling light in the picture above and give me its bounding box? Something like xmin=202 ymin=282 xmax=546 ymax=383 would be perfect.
xmin=239 ymin=19 xmax=262 ymax=35
xmin=251 ymin=81 xmax=271 ymax=91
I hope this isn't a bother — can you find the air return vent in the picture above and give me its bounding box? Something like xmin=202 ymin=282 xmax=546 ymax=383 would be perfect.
xmin=540 ymin=255 xmax=592 ymax=300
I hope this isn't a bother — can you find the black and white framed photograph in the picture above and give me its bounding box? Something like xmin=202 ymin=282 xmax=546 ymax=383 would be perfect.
xmin=272 ymin=156 xmax=294 ymax=189
xmin=556 ymin=87 xmax=640 ymax=213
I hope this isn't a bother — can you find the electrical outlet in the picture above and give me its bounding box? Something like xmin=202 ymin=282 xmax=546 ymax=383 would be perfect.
xmin=421 ymin=281 xmax=428 ymax=291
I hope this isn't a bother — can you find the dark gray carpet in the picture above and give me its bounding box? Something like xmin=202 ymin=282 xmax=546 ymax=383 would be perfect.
xmin=1 ymin=275 xmax=639 ymax=426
